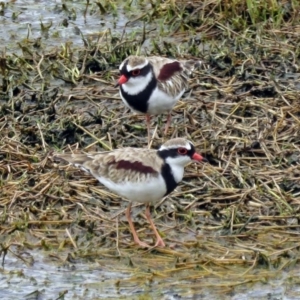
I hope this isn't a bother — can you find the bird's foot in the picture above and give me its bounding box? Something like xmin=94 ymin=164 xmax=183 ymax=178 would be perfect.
xmin=154 ymin=238 xmax=166 ymax=248
xmin=133 ymin=238 xmax=151 ymax=248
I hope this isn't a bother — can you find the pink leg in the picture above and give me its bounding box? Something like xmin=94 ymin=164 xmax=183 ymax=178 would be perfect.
xmin=146 ymin=114 xmax=151 ymax=144
xmin=145 ymin=205 xmax=166 ymax=247
xmin=125 ymin=203 xmax=150 ymax=248
xmin=164 ymin=113 xmax=172 ymax=135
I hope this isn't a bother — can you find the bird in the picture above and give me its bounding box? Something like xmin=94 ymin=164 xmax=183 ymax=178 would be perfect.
xmin=116 ymin=55 xmax=201 ymax=143
xmin=54 ymin=138 xmax=207 ymax=248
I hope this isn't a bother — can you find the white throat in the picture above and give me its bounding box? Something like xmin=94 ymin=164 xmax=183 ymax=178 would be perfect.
xmin=121 ymin=72 xmax=153 ymax=95
xmin=165 ymin=157 xmax=186 ymax=183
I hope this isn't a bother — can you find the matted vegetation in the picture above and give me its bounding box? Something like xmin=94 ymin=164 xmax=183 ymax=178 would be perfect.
xmin=1 ymin=0 xmax=300 ymax=297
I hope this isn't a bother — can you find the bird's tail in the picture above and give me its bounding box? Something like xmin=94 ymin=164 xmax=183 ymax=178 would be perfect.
xmin=183 ymin=60 xmax=203 ymax=75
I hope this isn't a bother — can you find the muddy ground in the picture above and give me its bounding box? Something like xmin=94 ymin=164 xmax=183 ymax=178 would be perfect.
xmin=1 ymin=1 xmax=300 ymax=299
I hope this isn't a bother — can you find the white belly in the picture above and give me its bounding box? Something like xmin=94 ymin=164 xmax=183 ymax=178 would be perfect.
xmin=96 ymin=175 xmax=167 ymax=204
xmin=147 ymin=87 xmax=185 ymax=115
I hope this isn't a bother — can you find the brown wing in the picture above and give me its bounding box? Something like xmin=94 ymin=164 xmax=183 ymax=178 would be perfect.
xmin=148 ymin=56 xmax=189 ymax=98
xmin=54 ymin=148 xmax=163 ymax=183
xmin=148 ymin=56 xmax=180 ymax=79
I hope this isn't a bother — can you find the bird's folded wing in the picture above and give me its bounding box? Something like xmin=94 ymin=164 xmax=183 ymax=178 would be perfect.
xmin=54 ymin=148 xmax=163 ymax=183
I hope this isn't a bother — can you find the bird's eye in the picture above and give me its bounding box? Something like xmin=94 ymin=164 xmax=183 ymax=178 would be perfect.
xmin=131 ymin=69 xmax=140 ymax=76
xmin=178 ymin=147 xmax=188 ymax=155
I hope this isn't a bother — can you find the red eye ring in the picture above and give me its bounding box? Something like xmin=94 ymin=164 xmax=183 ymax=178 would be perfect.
xmin=131 ymin=69 xmax=140 ymax=76
xmin=178 ymin=147 xmax=188 ymax=155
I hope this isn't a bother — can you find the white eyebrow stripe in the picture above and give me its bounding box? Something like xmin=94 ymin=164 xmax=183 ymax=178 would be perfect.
xmin=159 ymin=142 xmax=191 ymax=151
xmin=126 ymin=61 xmax=148 ymax=72
xmin=119 ymin=60 xmax=126 ymax=70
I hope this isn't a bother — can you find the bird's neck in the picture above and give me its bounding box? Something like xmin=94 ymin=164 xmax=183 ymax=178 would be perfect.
xmin=160 ymin=162 xmax=179 ymax=196
xmin=121 ymin=69 xmax=154 ymax=96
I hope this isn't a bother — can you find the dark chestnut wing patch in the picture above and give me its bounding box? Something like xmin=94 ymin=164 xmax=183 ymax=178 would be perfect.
xmin=158 ymin=61 xmax=182 ymax=81
xmin=114 ymin=160 xmax=157 ymax=174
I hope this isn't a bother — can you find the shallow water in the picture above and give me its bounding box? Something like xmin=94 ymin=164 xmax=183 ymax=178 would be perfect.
xmin=1 ymin=250 xmax=127 ymax=299
xmin=1 ymin=248 xmax=300 ymax=299
xmin=0 ymin=0 xmax=144 ymax=54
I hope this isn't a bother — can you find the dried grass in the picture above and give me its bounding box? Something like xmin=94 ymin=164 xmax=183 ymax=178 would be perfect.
xmin=1 ymin=0 xmax=300 ymax=290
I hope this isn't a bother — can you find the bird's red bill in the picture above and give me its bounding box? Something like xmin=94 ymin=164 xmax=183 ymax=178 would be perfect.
xmin=118 ymin=75 xmax=128 ymax=85
xmin=192 ymin=152 xmax=205 ymax=161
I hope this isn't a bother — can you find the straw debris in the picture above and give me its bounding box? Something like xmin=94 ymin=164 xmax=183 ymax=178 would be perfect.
xmin=1 ymin=0 xmax=300 ymax=291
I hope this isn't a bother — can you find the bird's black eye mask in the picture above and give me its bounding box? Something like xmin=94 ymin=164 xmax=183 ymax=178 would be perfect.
xmin=157 ymin=144 xmax=196 ymax=160
xmin=120 ymin=60 xmax=152 ymax=79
